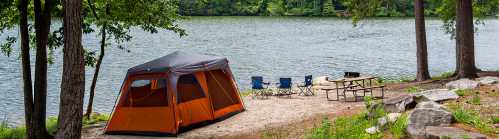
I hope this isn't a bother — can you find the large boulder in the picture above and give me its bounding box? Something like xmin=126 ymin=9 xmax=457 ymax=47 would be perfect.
xmin=383 ymin=94 xmax=415 ymax=113
xmin=425 ymin=126 xmax=487 ymax=139
xmin=407 ymin=102 xmax=453 ymax=138
xmin=414 ymin=89 xmax=459 ymax=102
xmin=445 ymin=79 xmax=479 ymax=90
xmin=477 ymin=76 xmax=499 ymax=85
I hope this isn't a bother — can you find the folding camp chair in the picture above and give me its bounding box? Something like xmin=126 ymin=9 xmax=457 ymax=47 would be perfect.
xmin=277 ymin=78 xmax=292 ymax=97
xmin=298 ymin=75 xmax=314 ymax=96
xmin=251 ymin=76 xmax=270 ymax=99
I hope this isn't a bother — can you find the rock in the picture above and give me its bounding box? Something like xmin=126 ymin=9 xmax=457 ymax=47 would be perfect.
xmin=477 ymin=76 xmax=499 ymax=85
xmin=407 ymin=102 xmax=453 ymax=138
xmin=377 ymin=117 xmax=388 ymax=127
xmin=445 ymin=79 xmax=479 ymax=90
xmin=387 ymin=113 xmax=402 ymax=123
xmin=365 ymin=126 xmax=379 ymax=134
xmin=415 ymin=89 xmax=459 ymax=102
xmin=383 ymin=94 xmax=415 ymax=113
xmin=425 ymin=126 xmax=487 ymax=139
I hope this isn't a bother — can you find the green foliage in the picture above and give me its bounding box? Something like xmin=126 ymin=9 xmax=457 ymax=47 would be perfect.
xmin=307 ymin=113 xmax=382 ymax=139
xmin=406 ymin=86 xmax=422 ymax=93
xmin=451 ymin=107 xmax=494 ymax=134
xmin=467 ymin=95 xmax=481 ymax=105
xmin=322 ymin=0 xmax=336 ymax=16
xmin=388 ymin=113 xmax=408 ymax=139
xmin=432 ymin=71 xmax=455 ymax=80
xmin=0 ymin=121 xmax=26 ymax=139
xmin=82 ymin=113 xmax=110 ymax=126
xmin=454 ymin=89 xmax=474 ymax=97
xmin=46 ymin=117 xmax=58 ymax=135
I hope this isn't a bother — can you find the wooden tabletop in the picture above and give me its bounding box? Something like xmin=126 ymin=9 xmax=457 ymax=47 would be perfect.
xmin=328 ymin=76 xmax=376 ymax=82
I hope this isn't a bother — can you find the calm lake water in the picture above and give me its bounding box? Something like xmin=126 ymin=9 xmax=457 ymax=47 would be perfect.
xmin=1 ymin=16 xmax=499 ymax=125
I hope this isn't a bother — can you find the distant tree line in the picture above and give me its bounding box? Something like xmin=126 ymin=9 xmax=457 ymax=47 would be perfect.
xmin=178 ymin=0 xmax=498 ymax=16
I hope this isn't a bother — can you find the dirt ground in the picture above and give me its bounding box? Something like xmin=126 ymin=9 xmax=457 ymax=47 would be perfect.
xmin=82 ymin=88 xmax=396 ymax=139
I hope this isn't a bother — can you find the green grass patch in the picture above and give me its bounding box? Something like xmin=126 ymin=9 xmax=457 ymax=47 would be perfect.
xmin=240 ymin=90 xmax=252 ymax=97
xmin=0 ymin=121 xmax=26 ymax=139
xmin=467 ymin=95 xmax=481 ymax=105
xmin=388 ymin=113 xmax=409 ymax=139
xmin=405 ymin=86 xmax=422 ymax=93
xmin=376 ymin=76 xmax=415 ymax=85
xmin=307 ymin=114 xmax=382 ymax=139
xmin=432 ymin=71 xmax=454 ymax=80
xmin=454 ymin=89 xmax=475 ymax=97
xmin=0 ymin=113 xmax=109 ymax=139
xmin=451 ymin=107 xmax=495 ymax=134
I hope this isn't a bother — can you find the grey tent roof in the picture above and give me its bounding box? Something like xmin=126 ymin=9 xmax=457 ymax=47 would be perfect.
xmin=127 ymin=51 xmax=228 ymax=75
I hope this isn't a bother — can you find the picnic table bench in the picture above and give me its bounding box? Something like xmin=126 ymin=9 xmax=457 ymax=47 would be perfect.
xmin=321 ymin=76 xmax=385 ymax=102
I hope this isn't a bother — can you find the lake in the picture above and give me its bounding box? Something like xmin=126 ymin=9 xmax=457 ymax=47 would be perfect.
xmin=1 ymin=16 xmax=499 ymax=125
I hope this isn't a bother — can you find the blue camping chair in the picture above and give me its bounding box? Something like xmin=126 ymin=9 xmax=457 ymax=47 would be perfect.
xmin=251 ymin=76 xmax=270 ymax=98
xmin=277 ymin=78 xmax=292 ymax=97
xmin=298 ymin=75 xmax=314 ymax=96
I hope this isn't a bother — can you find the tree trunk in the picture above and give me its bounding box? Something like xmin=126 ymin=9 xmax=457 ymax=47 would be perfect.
xmin=455 ymin=0 xmax=477 ymax=79
xmin=85 ymin=25 xmax=106 ymax=118
xmin=414 ymin=0 xmax=431 ymax=81
xmin=55 ymin=0 xmax=85 ymax=138
xmin=18 ymin=0 xmax=35 ymax=138
xmin=33 ymin=0 xmax=53 ymax=138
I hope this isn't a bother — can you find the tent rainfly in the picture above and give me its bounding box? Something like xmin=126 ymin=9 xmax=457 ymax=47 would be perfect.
xmin=105 ymin=51 xmax=245 ymax=135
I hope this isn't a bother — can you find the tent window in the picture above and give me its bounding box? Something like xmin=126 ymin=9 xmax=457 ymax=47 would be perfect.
xmin=122 ymin=78 xmax=168 ymax=107
xmin=177 ymin=74 xmax=206 ymax=103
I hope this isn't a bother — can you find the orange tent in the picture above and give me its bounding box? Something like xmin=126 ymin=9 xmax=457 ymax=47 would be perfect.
xmin=105 ymin=51 xmax=245 ymax=135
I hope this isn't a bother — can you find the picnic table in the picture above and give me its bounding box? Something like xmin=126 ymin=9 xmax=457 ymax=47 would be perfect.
xmin=321 ymin=76 xmax=385 ymax=102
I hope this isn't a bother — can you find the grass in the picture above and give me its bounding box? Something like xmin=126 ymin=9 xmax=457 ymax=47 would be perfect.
xmin=307 ymin=114 xmax=382 ymax=139
xmin=0 ymin=113 xmax=109 ymax=139
xmin=450 ymin=106 xmax=495 ymax=134
xmin=405 ymin=86 xmax=422 ymax=93
xmin=454 ymin=89 xmax=475 ymax=97
xmin=467 ymin=95 xmax=481 ymax=105
xmin=388 ymin=113 xmax=409 ymax=139
xmin=432 ymin=71 xmax=455 ymax=80
xmin=0 ymin=121 xmax=26 ymax=139
xmin=306 ymin=97 xmax=407 ymax=139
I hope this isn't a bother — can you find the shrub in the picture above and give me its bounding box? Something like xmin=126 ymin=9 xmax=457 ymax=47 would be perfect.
xmin=467 ymin=95 xmax=481 ymax=105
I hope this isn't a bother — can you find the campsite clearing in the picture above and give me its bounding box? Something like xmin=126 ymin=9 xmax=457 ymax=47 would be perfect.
xmin=82 ymin=89 xmax=396 ymax=138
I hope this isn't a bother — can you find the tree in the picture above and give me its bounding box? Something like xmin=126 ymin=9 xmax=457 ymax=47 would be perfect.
xmin=343 ymin=0 xmax=431 ymax=81
xmin=322 ymin=0 xmax=336 ymax=16
xmin=83 ymin=0 xmax=186 ymax=117
xmin=414 ymin=0 xmax=431 ymax=81
xmin=55 ymin=0 xmax=85 ymax=138
xmin=1 ymin=0 xmax=55 ymax=137
xmin=455 ymin=0 xmax=477 ymax=78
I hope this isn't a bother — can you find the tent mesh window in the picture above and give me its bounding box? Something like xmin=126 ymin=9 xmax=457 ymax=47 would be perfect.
xmin=206 ymin=70 xmax=239 ymax=110
xmin=122 ymin=78 xmax=168 ymax=107
xmin=177 ymin=74 xmax=206 ymax=103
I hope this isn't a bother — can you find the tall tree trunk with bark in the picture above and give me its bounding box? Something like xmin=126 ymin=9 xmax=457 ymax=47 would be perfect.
xmin=56 ymin=0 xmax=85 ymax=138
xmin=33 ymin=0 xmax=53 ymax=137
xmin=414 ymin=0 xmax=431 ymax=81
xmin=18 ymin=0 xmax=35 ymax=138
xmin=85 ymin=25 xmax=106 ymax=118
xmin=455 ymin=0 xmax=477 ymax=79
